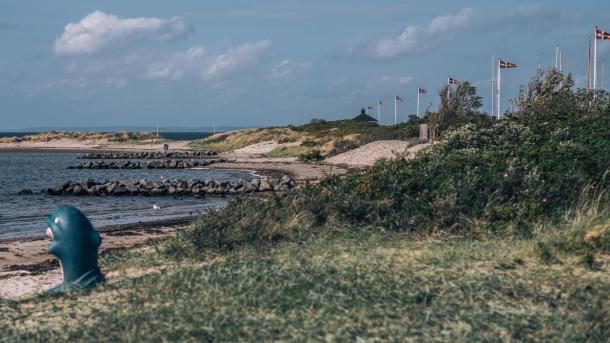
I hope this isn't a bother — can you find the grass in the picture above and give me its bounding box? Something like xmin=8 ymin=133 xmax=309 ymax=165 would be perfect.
xmin=0 ymin=131 xmax=159 ymax=144
xmin=188 ymin=127 xmax=300 ymax=152
xmin=266 ymin=145 xmax=316 ymax=158
xmin=188 ymin=120 xmax=422 ymax=157
xmin=1 ymin=228 xmax=608 ymax=342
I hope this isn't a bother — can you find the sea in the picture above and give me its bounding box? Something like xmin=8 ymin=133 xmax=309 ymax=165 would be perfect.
xmin=0 ymin=149 xmax=256 ymax=240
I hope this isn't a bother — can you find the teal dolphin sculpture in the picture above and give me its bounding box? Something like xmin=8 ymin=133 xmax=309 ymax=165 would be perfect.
xmin=45 ymin=206 xmax=105 ymax=293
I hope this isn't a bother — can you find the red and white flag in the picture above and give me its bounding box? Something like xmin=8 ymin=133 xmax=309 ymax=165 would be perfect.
xmin=448 ymin=77 xmax=459 ymax=85
xmin=499 ymin=60 xmax=517 ymax=69
xmin=418 ymin=88 xmax=427 ymax=94
xmin=395 ymin=95 xmax=403 ymax=102
xmin=596 ymin=27 xmax=610 ymax=40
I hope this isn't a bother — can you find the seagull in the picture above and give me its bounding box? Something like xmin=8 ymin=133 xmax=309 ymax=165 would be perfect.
xmin=153 ymin=204 xmax=161 ymax=211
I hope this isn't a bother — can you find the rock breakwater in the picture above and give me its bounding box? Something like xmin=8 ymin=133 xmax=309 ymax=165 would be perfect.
xmin=33 ymin=176 xmax=296 ymax=197
xmin=79 ymin=151 xmax=217 ymax=159
xmin=68 ymin=159 xmax=228 ymax=169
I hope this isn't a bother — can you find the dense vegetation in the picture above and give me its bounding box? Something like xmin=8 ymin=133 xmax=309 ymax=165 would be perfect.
xmin=168 ymin=71 xmax=609 ymax=257
xmin=1 ymin=70 xmax=608 ymax=341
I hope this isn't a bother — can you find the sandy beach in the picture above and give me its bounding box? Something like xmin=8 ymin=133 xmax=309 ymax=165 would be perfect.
xmin=0 ymin=218 xmax=190 ymax=299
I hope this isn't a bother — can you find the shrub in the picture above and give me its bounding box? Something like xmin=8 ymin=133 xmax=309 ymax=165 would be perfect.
xmin=168 ymin=70 xmax=609 ymax=257
xmin=299 ymin=149 xmax=323 ymax=162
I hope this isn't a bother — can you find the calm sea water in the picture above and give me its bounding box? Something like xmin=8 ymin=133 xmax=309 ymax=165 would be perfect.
xmin=0 ymin=152 xmax=256 ymax=239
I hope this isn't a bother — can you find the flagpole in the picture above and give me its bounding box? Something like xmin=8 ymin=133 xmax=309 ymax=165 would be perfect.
xmin=603 ymin=62 xmax=606 ymax=90
xmin=377 ymin=101 xmax=381 ymax=124
xmin=594 ymin=27 xmax=598 ymax=90
xmin=588 ymin=38 xmax=592 ymax=89
xmin=496 ymin=59 xmax=501 ymax=119
xmin=555 ymin=46 xmax=559 ymax=69
xmin=394 ymin=96 xmax=397 ymax=125
xmin=491 ymin=55 xmax=495 ymax=117
xmin=416 ymin=90 xmax=420 ymax=118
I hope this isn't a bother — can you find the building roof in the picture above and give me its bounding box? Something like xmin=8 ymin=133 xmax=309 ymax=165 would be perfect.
xmin=352 ymin=108 xmax=378 ymax=122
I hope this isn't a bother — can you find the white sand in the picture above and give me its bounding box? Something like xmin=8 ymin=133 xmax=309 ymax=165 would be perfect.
xmin=232 ymin=141 xmax=300 ymax=156
xmin=325 ymin=140 xmax=430 ymax=166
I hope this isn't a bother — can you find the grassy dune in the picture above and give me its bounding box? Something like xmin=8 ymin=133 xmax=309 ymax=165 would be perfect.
xmin=0 ymin=131 xmax=158 ymax=144
xmin=188 ymin=120 xmax=421 ymax=157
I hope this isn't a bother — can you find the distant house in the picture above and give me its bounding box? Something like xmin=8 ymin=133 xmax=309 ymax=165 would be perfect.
xmin=352 ymin=108 xmax=378 ymax=123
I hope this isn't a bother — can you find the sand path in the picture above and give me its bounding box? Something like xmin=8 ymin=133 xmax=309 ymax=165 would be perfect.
xmin=325 ymin=140 xmax=429 ymax=166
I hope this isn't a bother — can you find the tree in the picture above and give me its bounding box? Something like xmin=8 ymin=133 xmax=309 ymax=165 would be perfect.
xmin=515 ymin=68 xmax=610 ymax=119
xmin=427 ymin=81 xmax=483 ymax=140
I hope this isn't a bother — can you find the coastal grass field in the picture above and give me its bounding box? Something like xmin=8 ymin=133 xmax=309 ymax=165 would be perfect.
xmin=2 ymin=220 xmax=608 ymax=341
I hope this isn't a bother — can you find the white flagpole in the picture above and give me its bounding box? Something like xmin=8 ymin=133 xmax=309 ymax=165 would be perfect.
xmin=603 ymin=62 xmax=606 ymax=90
xmin=394 ymin=96 xmax=397 ymax=125
xmin=559 ymin=48 xmax=563 ymax=72
xmin=496 ymin=60 xmax=501 ymax=119
xmin=377 ymin=101 xmax=381 ymax=124
xmin=555 ymin=46 xmax=559 ymax=69
xmin=416 ymin=90 xmax=420 ymax=118
xmin=491 ymin=55 xmax=495 ymax=117
xmin=594 ymin=28 xmax=598 ymax=89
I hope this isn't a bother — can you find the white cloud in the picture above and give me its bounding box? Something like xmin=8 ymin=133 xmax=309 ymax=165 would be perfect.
xmin=370 ymin=4 xmax=559 ymax=59
xmin=145 ymin=46 xmax=204 ymax=80
xmin=366 ymin=75 xmax=414 ymax=89
xmin=54 ymin=11 xmax=191 ymax=55
xmin=374 ymin=8 xmax=474 ymax=59
xmin=204 ymin=40 xmax=271 ymax=79
xmin=270 ymin=59 xmax=311 ymax=79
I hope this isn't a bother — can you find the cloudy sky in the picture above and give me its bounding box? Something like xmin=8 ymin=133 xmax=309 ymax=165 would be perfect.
xmin=1 ymin=1 xmax=608 ymax=129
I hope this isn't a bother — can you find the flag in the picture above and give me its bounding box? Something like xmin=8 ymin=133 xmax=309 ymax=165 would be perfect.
xmin=448 ymin=77 xmax=459 ymax=85
xmin=379 ymin=100 xmax=383 ymax=106
xmin=596 ymin=27 xmax=610 ymax=40
xmin=500 ymin=60 xmax=517 ymax=69
xmin=418 ymin=88 xmax=427 ymax=94
xmin=395 ymin=95 xmax=403 ymax=102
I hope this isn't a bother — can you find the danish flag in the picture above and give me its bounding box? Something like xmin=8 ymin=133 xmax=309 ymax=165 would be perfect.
xmin=596 ymin=27 xmax=610 ymax=40
xmin=500 ymin=60 xmax=517 ymax=69
xmin=418 ymin=88 xmax=427 ymax=94
xmin=395 ymin=95 xmax=403 ymax=102
xmin=448 ymin=77 xmax=459 ymax=85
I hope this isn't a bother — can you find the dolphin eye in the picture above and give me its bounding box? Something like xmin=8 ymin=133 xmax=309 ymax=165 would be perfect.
xmin=54 ymin=217 xmax=60 ymax=224
xmin=46 ymin=227 xmax=54 ymax=239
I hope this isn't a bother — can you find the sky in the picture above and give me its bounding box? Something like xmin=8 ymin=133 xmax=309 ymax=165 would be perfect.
xmin=1 ymin=0 xmax=609 ymax=130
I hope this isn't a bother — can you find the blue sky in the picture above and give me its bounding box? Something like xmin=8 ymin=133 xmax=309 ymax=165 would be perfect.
xmin=1 ymin=1 xmax=609 ymax=129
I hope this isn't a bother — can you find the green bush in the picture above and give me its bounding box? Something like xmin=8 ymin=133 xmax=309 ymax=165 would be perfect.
xmin=167 ymin=70 xmax=610 ymax=258
xmin=298 ymin=149 xmax=323 ymax=162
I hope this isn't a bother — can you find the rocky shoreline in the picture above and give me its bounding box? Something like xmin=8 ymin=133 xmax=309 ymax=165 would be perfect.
xmin=19 ymin=176 xmax=297 ymax=197
xmin=79 ymin=151 xmax=217 ymax=159
xmin=68 ymin=159 xmax=228 ymax=169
